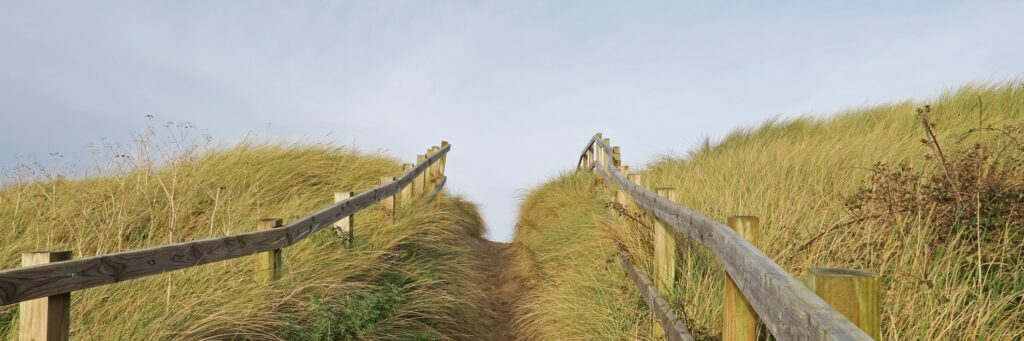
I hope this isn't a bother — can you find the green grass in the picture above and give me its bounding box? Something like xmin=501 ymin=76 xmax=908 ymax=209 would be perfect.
xmin=0 ymin=135 xmax=489 ymax=340
xmin=514 ymin=81 xmax=1024 ymax=339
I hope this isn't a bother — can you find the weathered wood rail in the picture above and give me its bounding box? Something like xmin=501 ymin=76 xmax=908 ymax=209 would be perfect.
xmin=0 ymin=141 xmax=452 ymax=340
xmin=617 ymin=242 xmax=695 ymax=341
xmin=579 ymin=133 xmax=880 ymax=340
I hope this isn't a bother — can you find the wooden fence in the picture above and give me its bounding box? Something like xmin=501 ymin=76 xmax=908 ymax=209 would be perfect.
xmin=0 ymin=141 xmax=451 ymax=341
xmin=579 ymin=133 xmax=880 ymax=340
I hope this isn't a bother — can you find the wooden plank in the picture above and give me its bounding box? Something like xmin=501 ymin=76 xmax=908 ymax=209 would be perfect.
xmin=653 ymin=188 xmax=677 ymax=293
xmin=380 ymin=176 xmax=397 ymax=224
xmin=619 ymin=251 xmax=695 ymax=341
xmin=414 ymin=155 xmax=427 ymax=195
xmin=401 ymin=164 xmax=414 ymax=201
xmin=724 ymin=216 xmax=759 ymax=341
xmin=439 ymin=141 xmax=449 ymax=177
xmin=427 ymin=147 xmax=438 ymax=185
xmin=433 ymin=146 xmax=441 ymax=179
xmin=615 ymin=166 xmax=630 ymax=206
xmin=652 ymin=188 xmax=677 ymax=340
xmin=806 ymin=268 xmax=881 ymax=339
xmin=602 ymin=138 xmax=611 ymax=175
xmin=588 ymin=138 xmax=869 ymax=340
xmin=0 ymin=144 xmax=451 ymax=306
xmin=626 ymin=173 xmax=643 ymax=212
xmin=333 ymin=191 xmax=355 ymax=247
xmin=19 ymin=251 xmax=71 ymax=341
xmin=255 ymin=219 xmax=283 ymax=284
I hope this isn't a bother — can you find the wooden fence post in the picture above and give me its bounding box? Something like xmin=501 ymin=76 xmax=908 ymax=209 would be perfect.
xmin=439 ymin=141 xmax=448 ymax=177
xmin=806 ymin=268 xmax=881 ymax=339
xmin=626 ymin=173 xmax=642 ymax=212
xmin=653 ymin=188 xmax=677 ymax=292
xmin=724 ymin=216 xmax=759 ymax=341
xmin=616 ymin=166 xmax=631 ymax=206
xmin=428 ymin=146 xmax=436 ymax=184
xmin=652 ymin=188 xmax=677 ymax=340
xmin=432 ymin=146 xmax=441 ymax=184
xmin=426 ymin=147 xmax=437 ymax=185
xmin=414 ymin=155 xmax=426 ymax=195
xmin=613 ymin=146 xmax=622 ymax=168
xmin=401 ymin=164 xmax=414 ymax=201
xmin=598 ymin=139 xmax=606 ymax=175
xmin=424 ymin=147 xmax=433 ymax=185
xmin=19 ymin=251 xmax=71 ymax=341
xmin=255 ymin=219 xmax=283 ymax=284
xmin=589 ymin=148 xmax=598 ymax=169
xmin=334 ymin=192 xmax=355 ymax=247
xmin=381 ymin=176 xmax=397 ymax=224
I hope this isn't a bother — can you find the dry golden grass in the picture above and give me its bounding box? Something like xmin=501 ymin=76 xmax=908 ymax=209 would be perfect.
xmin=511 ymin=172 xmax=648 ymax=340
xmin=0 ymin=131 xmax=489 ymax=340
xmin=515 ymin=82 xmax=1024 ymax=339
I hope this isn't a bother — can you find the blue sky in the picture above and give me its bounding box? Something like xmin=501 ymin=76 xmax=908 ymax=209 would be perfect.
xmin=1 ymin=1 xmax=1022 ymax=241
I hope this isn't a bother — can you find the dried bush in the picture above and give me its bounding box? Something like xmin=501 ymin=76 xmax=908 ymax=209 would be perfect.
xmin=846 ymin=108 xmax=1024 ymax=257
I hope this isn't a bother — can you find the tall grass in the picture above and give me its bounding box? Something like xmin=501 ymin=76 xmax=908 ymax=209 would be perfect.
xmin=515 ymin=82 xmax=1024 ymax=339
xmin=0 ymin=125 xmax=489 ymax=340
xmin=641 ymin=82 xmax=1024 ymax=339
xmin=512 ymin=172 xmax=648 ymax=340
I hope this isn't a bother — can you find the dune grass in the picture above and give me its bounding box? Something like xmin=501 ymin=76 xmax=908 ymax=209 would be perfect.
xmin=514 ymin=82 xmax=1024 ymax=339
xmin=511 ymin=172 xmax=648 ymax=340
xmin=0 ymin=134 xmax=489 ymax=340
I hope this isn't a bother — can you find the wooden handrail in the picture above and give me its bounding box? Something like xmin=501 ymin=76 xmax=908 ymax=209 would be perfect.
xmin=617 ymin=247 xmax=694 ymax=341
xmin=582 ymin=134 xmax=870 ymax=340
xmin=0 ymin=143 xmax=451 ymax=306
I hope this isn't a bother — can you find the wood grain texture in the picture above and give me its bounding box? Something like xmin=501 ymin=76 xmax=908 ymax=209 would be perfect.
xmin=414 ymin=155 xmax=427 ymax=195
xmin=615 ymin=166 xmax=631 ymax=207
xmin=652 ymin=187 xmax=677 ymax=341
xmin=587 ymin=136 xmax=869 ymax=340
xmin=255 ymin=219 xmax=283 ymax=284
xmin=806 ymin=268 xmax=881 ymax=339
xmin=380 ymin=176 xmax=397 ymax=224
xmin=0 ymin=144 xmax=451 ymax=306
xmin=653 ymin=188 xmax=677 ymax=294
xmin=401 ymin=164 xmax=415 ymax=201
xmin=601 ymin=138 xmax=611 ymax=175
xmin=626 ymin=173 xmax=643 ymax=212
xmin=439 ymin=141 xmax=449 ymax=178
xmin=333 ymin=191 xmax=355 ymax=248
xmin=19 ymin=251 xmax=71 ymax=341
xmin=619 ymin=250 xmax=694 ymax=341
xmin=427 ymin=147 xmax=439 ymax=185
xmin=724 ymin=216 xmax=759 ymax=341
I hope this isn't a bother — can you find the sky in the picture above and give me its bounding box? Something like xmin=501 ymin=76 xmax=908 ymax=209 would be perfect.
xmin=1 ymin=1 xmax=1022 ymax=241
